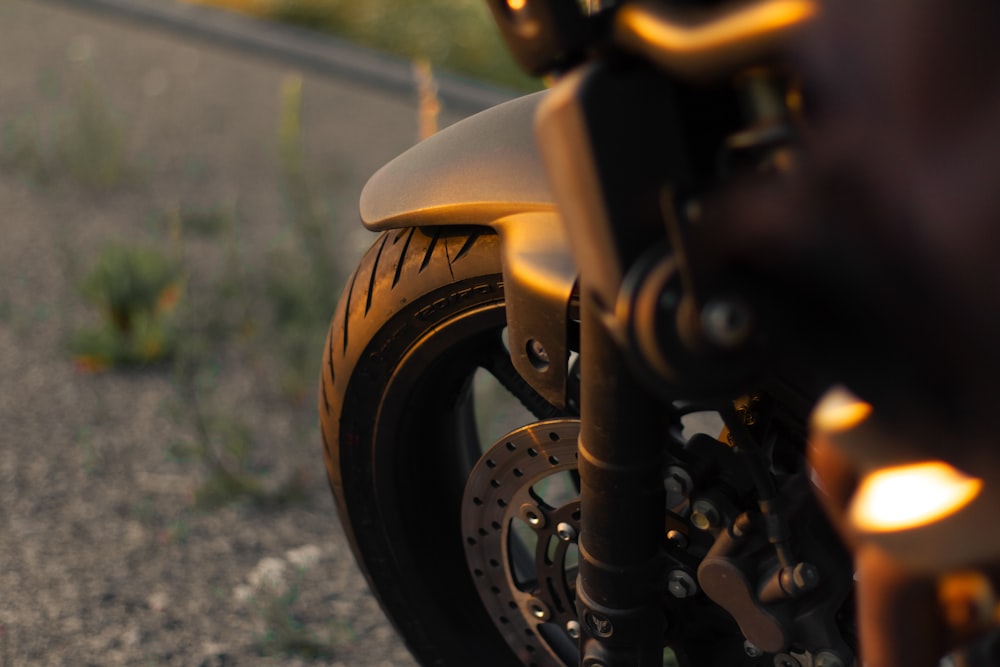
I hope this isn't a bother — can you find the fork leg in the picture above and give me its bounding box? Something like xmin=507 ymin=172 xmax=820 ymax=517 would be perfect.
xmin=576 ymin=298 xmax=668 ymax=666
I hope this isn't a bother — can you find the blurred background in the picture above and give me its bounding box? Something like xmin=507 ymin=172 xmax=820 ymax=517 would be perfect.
xmin=0 ymin=0 xmax=530 ymax=664
xmin=184 ymin=0 xmax=537 ymax=90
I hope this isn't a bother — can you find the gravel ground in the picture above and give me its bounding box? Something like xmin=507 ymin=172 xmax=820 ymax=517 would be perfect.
xmin=0 ymin=1 xmax=475 ymax=664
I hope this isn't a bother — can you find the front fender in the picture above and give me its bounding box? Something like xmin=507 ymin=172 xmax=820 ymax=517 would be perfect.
xmin=360 ymin=92 xmax=554 ymax=229
xmin=359 ymin=92 xmax=575 ymax=409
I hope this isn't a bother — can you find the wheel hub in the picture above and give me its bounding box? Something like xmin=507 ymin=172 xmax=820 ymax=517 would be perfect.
xmin=462 ymin=418 xmax=582 ymax=667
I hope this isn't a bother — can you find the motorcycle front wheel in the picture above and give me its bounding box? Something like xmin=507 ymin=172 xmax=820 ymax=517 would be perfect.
xmin=320 ymin=226 xmax=563 ymax=666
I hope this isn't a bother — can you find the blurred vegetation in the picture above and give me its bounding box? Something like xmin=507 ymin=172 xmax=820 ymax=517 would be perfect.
xmin=70 ymin=244 xmax=184 ymax=369
xmin=56 ymin=69 xmax=129 ymax=188
xmin=269 ymin=72 xmax=343 ymax=399
xmin=0 ymin=10 xmax=479 ymax=657
xmin=163 ymin=72 xmax=339 ymax=508
xmin=165 ymin=364 xmax=310 ymax=510
xmin=60 ymin=68 xmax=340 ymax=510
xmin=256 ymin=582 xmax=338 ymax=659
xmin=239 ymin=555 xmax=359 ymax=660
xmin=1 ymin=63 xmax=129 ymax=189
xmin=190 ymin=0 xmax=541 ymax=91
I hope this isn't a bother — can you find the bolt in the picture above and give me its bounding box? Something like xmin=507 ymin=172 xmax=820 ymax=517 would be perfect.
xmin=736 ymin=405 xmax=758 ymax=427
xmin=815 ymin=651 xmax=845 ymax=667
xmin=743 ymin=640 xmax=764 ymax=658
xmin=526 ymin=339 xmax=550 ymax=371
xmin=566 ymin=620 xmax=581 ymax=639
xmin=773 ymin=654 xmax=799 ymax=667
xmin=690 ymin=499 xmax=720 ymax=530
xmin=664 ymin=466 xmax=692 ymax=496
xmin=730 ymin=513 xmax=753 ymax=539
xmin=666 ymin=529 xmax=689 ymax=550
xmin=520 ymin=503 xmax=546 ymax=529
xmin=527 ymin=598 xmax=550 ymax=620
xmin=556 ymin=522 xmax=577 ymax=542
xmin=701 ymin=298 xmax=754 ymax=349
xmin=791 ymin=563 xmax=819 ymax=592
xmin=585 ymin=611 xmax=613 ymax=637
xmin=667 ymin=570 xmax=698 ymax=599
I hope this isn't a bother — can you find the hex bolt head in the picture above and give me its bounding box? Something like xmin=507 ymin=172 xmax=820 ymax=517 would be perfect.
xmin=743 ymin=640 xmax=764 ymax=658
xmin=566 ymin=620 xmax=581 ymax=640
xmin=667 ymin=570 xmax=698 ymax=599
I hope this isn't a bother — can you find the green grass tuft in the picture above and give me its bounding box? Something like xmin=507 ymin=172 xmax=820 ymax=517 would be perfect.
xmin=71 ymin=244 xmax=183 ymax=368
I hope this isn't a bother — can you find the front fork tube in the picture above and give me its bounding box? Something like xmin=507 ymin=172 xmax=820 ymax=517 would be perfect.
xmin=577 ymin=293 xmax=668 ymax=666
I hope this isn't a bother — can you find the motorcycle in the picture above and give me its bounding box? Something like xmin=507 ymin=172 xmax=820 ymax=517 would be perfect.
xmin=319 ymin=1 xmax=1000 ymax=665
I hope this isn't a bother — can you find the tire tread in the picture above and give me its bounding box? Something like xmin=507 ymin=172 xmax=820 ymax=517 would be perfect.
xmin=318 ymin=226 xmax=507 ymax=666
xmin=320 ymin=226 xmax=502 ymax=483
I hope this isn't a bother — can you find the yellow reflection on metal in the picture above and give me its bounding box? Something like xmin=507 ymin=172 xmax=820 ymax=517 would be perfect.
xmin=507 ymin=0 xmax=528 ymax=11
xmin=850 ymin=461 xmax=983 ymax=532
xmin=621 ymin=0 xmax=817 ymax=58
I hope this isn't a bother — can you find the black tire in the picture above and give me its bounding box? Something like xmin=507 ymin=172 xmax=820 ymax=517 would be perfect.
xmin=319 ymin=226 xmax=533 ymax=666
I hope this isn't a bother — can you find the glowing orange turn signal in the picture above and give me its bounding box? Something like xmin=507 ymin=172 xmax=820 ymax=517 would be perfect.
xmin=850 ymin=461 xmax=983 ymax=532
xmin=810 ymin=387 xmax=872 ymax=433
xmin=507 ymin=0 xmax=528 ymax=11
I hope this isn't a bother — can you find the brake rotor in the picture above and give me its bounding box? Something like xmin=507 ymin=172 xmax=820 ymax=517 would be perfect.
xmin=462 ymin=418 xmax=582 ymax=667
